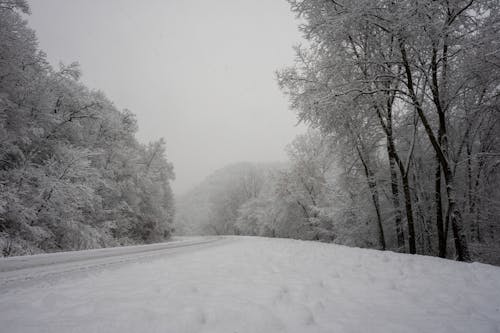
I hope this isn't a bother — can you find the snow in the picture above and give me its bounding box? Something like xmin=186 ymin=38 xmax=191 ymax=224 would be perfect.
xmin=1 ymin=236 xmax=499 ymax=333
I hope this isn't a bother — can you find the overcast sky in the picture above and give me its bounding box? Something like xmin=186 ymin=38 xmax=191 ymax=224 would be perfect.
xmin=27 ymin=0 xmax=305 ymax=195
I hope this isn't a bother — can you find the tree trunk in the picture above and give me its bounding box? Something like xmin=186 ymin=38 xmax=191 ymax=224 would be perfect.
xmin=355 ymin=145 xmax=386 ymax=250
xmin=401 ymin=173 xmax=416 ymax=254
xmin=399 ymin=40 xmax=470 ymax=261
xmin=435 ymin=161 xmax=446 ymax=257
xmin=443 ymin=169 xmax=471 ymax=261
xmin=387 ymin=140 xmax=405 ymax=250
xmin=367 ymin=176 xmax=386 ymax=251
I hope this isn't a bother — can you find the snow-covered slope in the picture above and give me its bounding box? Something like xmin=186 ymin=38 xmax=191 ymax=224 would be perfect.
xmin=1 ymin=237 xmax=499 ymax=333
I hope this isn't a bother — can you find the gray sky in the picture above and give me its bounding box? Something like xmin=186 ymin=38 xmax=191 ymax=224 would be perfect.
xmin=27 ymin=0 xmax=305 ymax=194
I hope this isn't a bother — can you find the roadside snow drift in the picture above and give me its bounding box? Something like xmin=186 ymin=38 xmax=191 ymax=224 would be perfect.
xmin=1 ymin=237 xmax=499 ymax=333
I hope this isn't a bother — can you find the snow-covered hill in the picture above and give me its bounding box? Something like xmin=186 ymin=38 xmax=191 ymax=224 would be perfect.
xmin=1 ymin=237 xmax=499 ymax=333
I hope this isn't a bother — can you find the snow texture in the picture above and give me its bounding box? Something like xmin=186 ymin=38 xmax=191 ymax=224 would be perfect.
xmin=1 ymin=236 xmax=499 ymax=333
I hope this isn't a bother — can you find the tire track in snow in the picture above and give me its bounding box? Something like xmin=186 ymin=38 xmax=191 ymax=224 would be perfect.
xmin=0 ymin=237 xmax=227 ymax=291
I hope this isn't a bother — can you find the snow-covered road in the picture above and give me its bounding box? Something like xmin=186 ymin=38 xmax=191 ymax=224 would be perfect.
xmin=0 ymin=236 xmax=224 ymax=290
xmin=1 ymin=236 xmax=500 ymax=333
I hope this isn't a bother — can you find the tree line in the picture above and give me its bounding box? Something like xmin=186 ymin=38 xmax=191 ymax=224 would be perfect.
xmin=0 ymin=1 xmax=175 ymax=256
xmin=178 ymin=0 xmax=499 ymax=265
xmin=277 ymin=0 xmax=499 ymax=262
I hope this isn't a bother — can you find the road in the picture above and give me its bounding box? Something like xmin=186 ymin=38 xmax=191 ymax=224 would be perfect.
xmin=0 ymin=236 xmax=224 ymax=291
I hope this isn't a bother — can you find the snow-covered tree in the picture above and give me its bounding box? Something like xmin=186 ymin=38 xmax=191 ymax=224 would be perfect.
xmin=278 ymin=0 xmax=500 ymax=262
xmin=0 ymin=2 xmax=176 ymax=255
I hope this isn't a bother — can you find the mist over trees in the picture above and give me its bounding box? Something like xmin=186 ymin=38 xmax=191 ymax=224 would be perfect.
xmin=0 ymin=1 xmax=175 ymax=256
xmin=179 ymin=0 xmax=500 ymax=265
xmin=176 ymin=136 xmax=366 ymax=245
xmin=175 ymin=162 xmax=278 ymax=236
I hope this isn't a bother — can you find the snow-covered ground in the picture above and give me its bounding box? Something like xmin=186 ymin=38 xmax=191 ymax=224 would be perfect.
xmin=1 ymin=236 xmax=499 ymax=333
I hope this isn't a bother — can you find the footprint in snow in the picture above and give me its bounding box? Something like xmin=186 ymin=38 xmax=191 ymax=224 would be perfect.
xmin=183 ymin=306 xmax=207 ymax=326
xmin=304 ymin=310 xmax=316 ymax=326
xmin=314 ymin=300 xmax=325 ymax=312
xmin=330 ymin=271 xmax=341 ymax=279
xmin=274 ymin=286 xmax=291 ymax=303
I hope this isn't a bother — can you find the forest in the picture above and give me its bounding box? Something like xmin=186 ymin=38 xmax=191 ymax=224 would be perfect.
xmin=178 ymin=0 xmax=500 ymax=265
xmin=1 ymin=0 xmax=499 ymax=266
xmin=0 ymin=1 xmax=175 ymax=256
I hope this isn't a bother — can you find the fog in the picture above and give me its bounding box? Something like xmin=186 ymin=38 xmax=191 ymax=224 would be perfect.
xmin=26 ymin=0 xmax=305 ymax=194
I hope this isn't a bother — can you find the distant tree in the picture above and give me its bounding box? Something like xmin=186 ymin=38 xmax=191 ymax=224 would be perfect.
xmin=176 ymin=163 xmax=278 ymax=236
